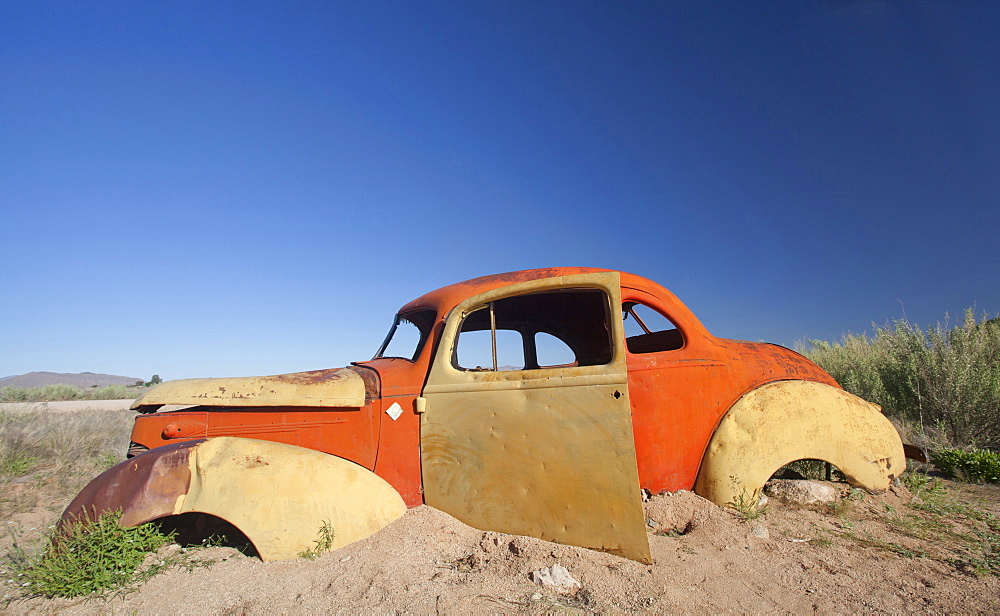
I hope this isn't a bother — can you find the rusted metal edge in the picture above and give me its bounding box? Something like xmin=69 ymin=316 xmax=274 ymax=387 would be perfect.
xmin=60 ymin=439 xmax=204 ymax=529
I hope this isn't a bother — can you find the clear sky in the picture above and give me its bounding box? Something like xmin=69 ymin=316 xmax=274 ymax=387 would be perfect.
xmin=2 ymin=1 xmax=998 ymax=381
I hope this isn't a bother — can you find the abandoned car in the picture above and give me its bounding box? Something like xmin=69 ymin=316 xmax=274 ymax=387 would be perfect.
xmin=63 ymin=268 xmax=905 ymax=563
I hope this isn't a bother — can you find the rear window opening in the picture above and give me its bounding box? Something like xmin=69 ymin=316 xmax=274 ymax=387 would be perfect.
xmin=623 ymin=302 xmax=684 ymax=353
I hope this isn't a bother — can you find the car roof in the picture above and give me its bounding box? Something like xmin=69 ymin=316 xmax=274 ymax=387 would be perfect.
xmin=398 ymin=267 xmax=608 ymax=314
xmin=396 ymin=266 xmax=713 ymax=343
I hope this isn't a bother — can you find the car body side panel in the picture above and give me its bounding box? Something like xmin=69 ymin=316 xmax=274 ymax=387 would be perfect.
xmin=627 ymin=344 xmax=840 ymax=493
xmin=620 ymin=286 xmax=840 ymax=494
xmin=130 ymin=406 xmax=380 ymax=470
xmin=371 ymin=396 xmax=423 ymax=508
xmin=360 ymin=333 xmax=444 ymax=509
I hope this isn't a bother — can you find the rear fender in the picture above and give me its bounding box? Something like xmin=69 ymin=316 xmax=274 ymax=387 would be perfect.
xmin=694 ymin=380 xmax=905 ymax=507
xmin=61 ymin=437 xmax=406 ymax=561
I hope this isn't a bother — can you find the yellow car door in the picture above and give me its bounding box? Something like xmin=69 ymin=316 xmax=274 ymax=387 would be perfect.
xmin=420 ymin=272 xmax=650 ymax=563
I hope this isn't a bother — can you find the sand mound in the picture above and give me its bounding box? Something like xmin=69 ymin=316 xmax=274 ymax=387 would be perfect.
xmin=5 ymin=484 xmax=999 ymax=614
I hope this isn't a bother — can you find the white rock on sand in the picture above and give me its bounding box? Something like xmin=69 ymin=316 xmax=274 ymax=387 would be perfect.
xmin=530 ymin=564 xmax=582 ymax=592
xmin=764 ymin=479 xmax=838 ymax=505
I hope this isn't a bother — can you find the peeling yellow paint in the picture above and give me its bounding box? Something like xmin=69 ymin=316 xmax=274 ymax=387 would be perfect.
xmin=694 ymin=380 xmax=906 ymax=508
xmin=130 ymin=369 xmax=366 ymax=409
xmin=171 ymin=493 xmax=186 ymax=515
xmin=176 ymin=437 xmax=405 ymax=561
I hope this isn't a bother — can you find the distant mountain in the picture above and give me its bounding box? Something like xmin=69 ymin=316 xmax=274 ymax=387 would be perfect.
xmin=0 ymin=372 xmax=143 ymax=388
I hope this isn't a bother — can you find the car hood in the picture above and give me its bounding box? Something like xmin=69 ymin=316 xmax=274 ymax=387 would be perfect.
xmin=130 ymin=367 xmax=367 ymax=410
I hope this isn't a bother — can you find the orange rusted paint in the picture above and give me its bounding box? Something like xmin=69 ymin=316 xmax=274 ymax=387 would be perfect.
xmin=619 ymin=282 xmax=838 ymax=493
xmin=131 ymin=406 xmax=379 ymax=470
xmin=359 ymin=358 xmax=431 ymax=508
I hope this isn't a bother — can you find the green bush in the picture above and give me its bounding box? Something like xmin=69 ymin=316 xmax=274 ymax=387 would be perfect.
xmin=8 ymin=511 xmax=175 ymax=599
xmin=930 ymin=448 xmax=1000 ymax=484
xmin=803 ymin=309 xmax=1000 ymax=449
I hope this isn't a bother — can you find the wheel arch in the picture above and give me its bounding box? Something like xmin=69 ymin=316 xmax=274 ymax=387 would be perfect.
xmin=693 ymin=380 xmax=905 ymax=507
xmin=61 ymin=437 xmax=406 ymax=561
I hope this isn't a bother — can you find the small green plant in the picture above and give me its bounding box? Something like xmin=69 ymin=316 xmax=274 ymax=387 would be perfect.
xmin=298 ymin=520 xmax=336 ymax=559
xmin=6 ymin=510 xmax=176 ymax=599
xmin=1 ymin=452 xmax=37 ymax=477
xmin=839 ymin=531 xmax=928 ymax=559
xmin=829 ymin=486 xmax=866 ymax=519
xmin=726 ymin=478 xmax=767 ymax=521
xmin=930 ymin=448 xmax=1000 ymax=484
xmin=902 ymin=470 xmax=935 ymax=493
xmin=963 ymin=527 xmax=1000 ymax=576
xmin=896 ymin=477 xmax=1000 ymax=576
xmin=94 ymin=451 xmax=120 ymax=470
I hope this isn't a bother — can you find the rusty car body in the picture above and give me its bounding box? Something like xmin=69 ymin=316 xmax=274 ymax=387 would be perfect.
xmin=63 ymin=268 xmax=905 ymax=563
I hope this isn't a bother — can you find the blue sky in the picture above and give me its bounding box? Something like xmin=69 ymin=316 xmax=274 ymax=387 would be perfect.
xmin=2 ymin=1 xmax=997 ymax=381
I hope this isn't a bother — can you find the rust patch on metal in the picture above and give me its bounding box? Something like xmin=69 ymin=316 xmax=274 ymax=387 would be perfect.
xmin=273 ymin=369 xmax=353 ymax=385
xmin=60 ymin=440 xmax=205 ymax=530
xmin=903 ymin=443 xmax=928 ymax=463
xmin=346 ymin=364 xmax=381 ymax=403
xmin=238 ymin=454 xmax=269 ymax=469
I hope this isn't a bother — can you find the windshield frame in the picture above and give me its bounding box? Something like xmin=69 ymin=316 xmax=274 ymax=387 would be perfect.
xmin=373 ymin=309 xmax=436 ymax=362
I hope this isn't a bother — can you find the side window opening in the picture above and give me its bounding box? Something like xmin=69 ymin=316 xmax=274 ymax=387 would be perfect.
xmin=456 ymin=327 xmax=525 ymax=371
xmin=623 ymin=302 xmax=684 ymax=354
xmin=454 ymin=289 xmax=612 ymax=371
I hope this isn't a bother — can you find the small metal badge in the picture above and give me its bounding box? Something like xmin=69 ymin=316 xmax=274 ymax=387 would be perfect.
xmin=385 ymin=401 xmax=403 ymax=421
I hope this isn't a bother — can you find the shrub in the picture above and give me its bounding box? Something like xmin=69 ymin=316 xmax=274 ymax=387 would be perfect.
xmin=803 ymin=309 xmax=1000 ymax=449
xmin=7 ymin=510 xmax=175 ymax=599
xmin=930 ymin=448 xmax=1000 ymax=484
xmin=298 ymin=520 xmax=336 ymax=559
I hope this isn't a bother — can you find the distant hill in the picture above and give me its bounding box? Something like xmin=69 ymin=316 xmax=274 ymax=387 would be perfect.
xmin=0 ymin=372 xmax=143 ymax=388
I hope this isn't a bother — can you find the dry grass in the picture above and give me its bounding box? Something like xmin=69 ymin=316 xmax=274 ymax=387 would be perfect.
xmin=0 ymin=406 xmax=133 ymax=518
xmin=0 ymin=384 xmax=144 ymax=403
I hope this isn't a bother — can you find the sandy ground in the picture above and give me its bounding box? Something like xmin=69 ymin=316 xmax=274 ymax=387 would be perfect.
xmin=0 ymin=400 xmax=135 ymax=413
xmin=3 ymin=481 xmax=998 ymax=614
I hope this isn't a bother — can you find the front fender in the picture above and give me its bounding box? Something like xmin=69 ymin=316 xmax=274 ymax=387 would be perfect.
xmin=61 ymin=437 xmax=406 ymax=561
xmin=694 ymin=380 xmax=905 ymax=507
